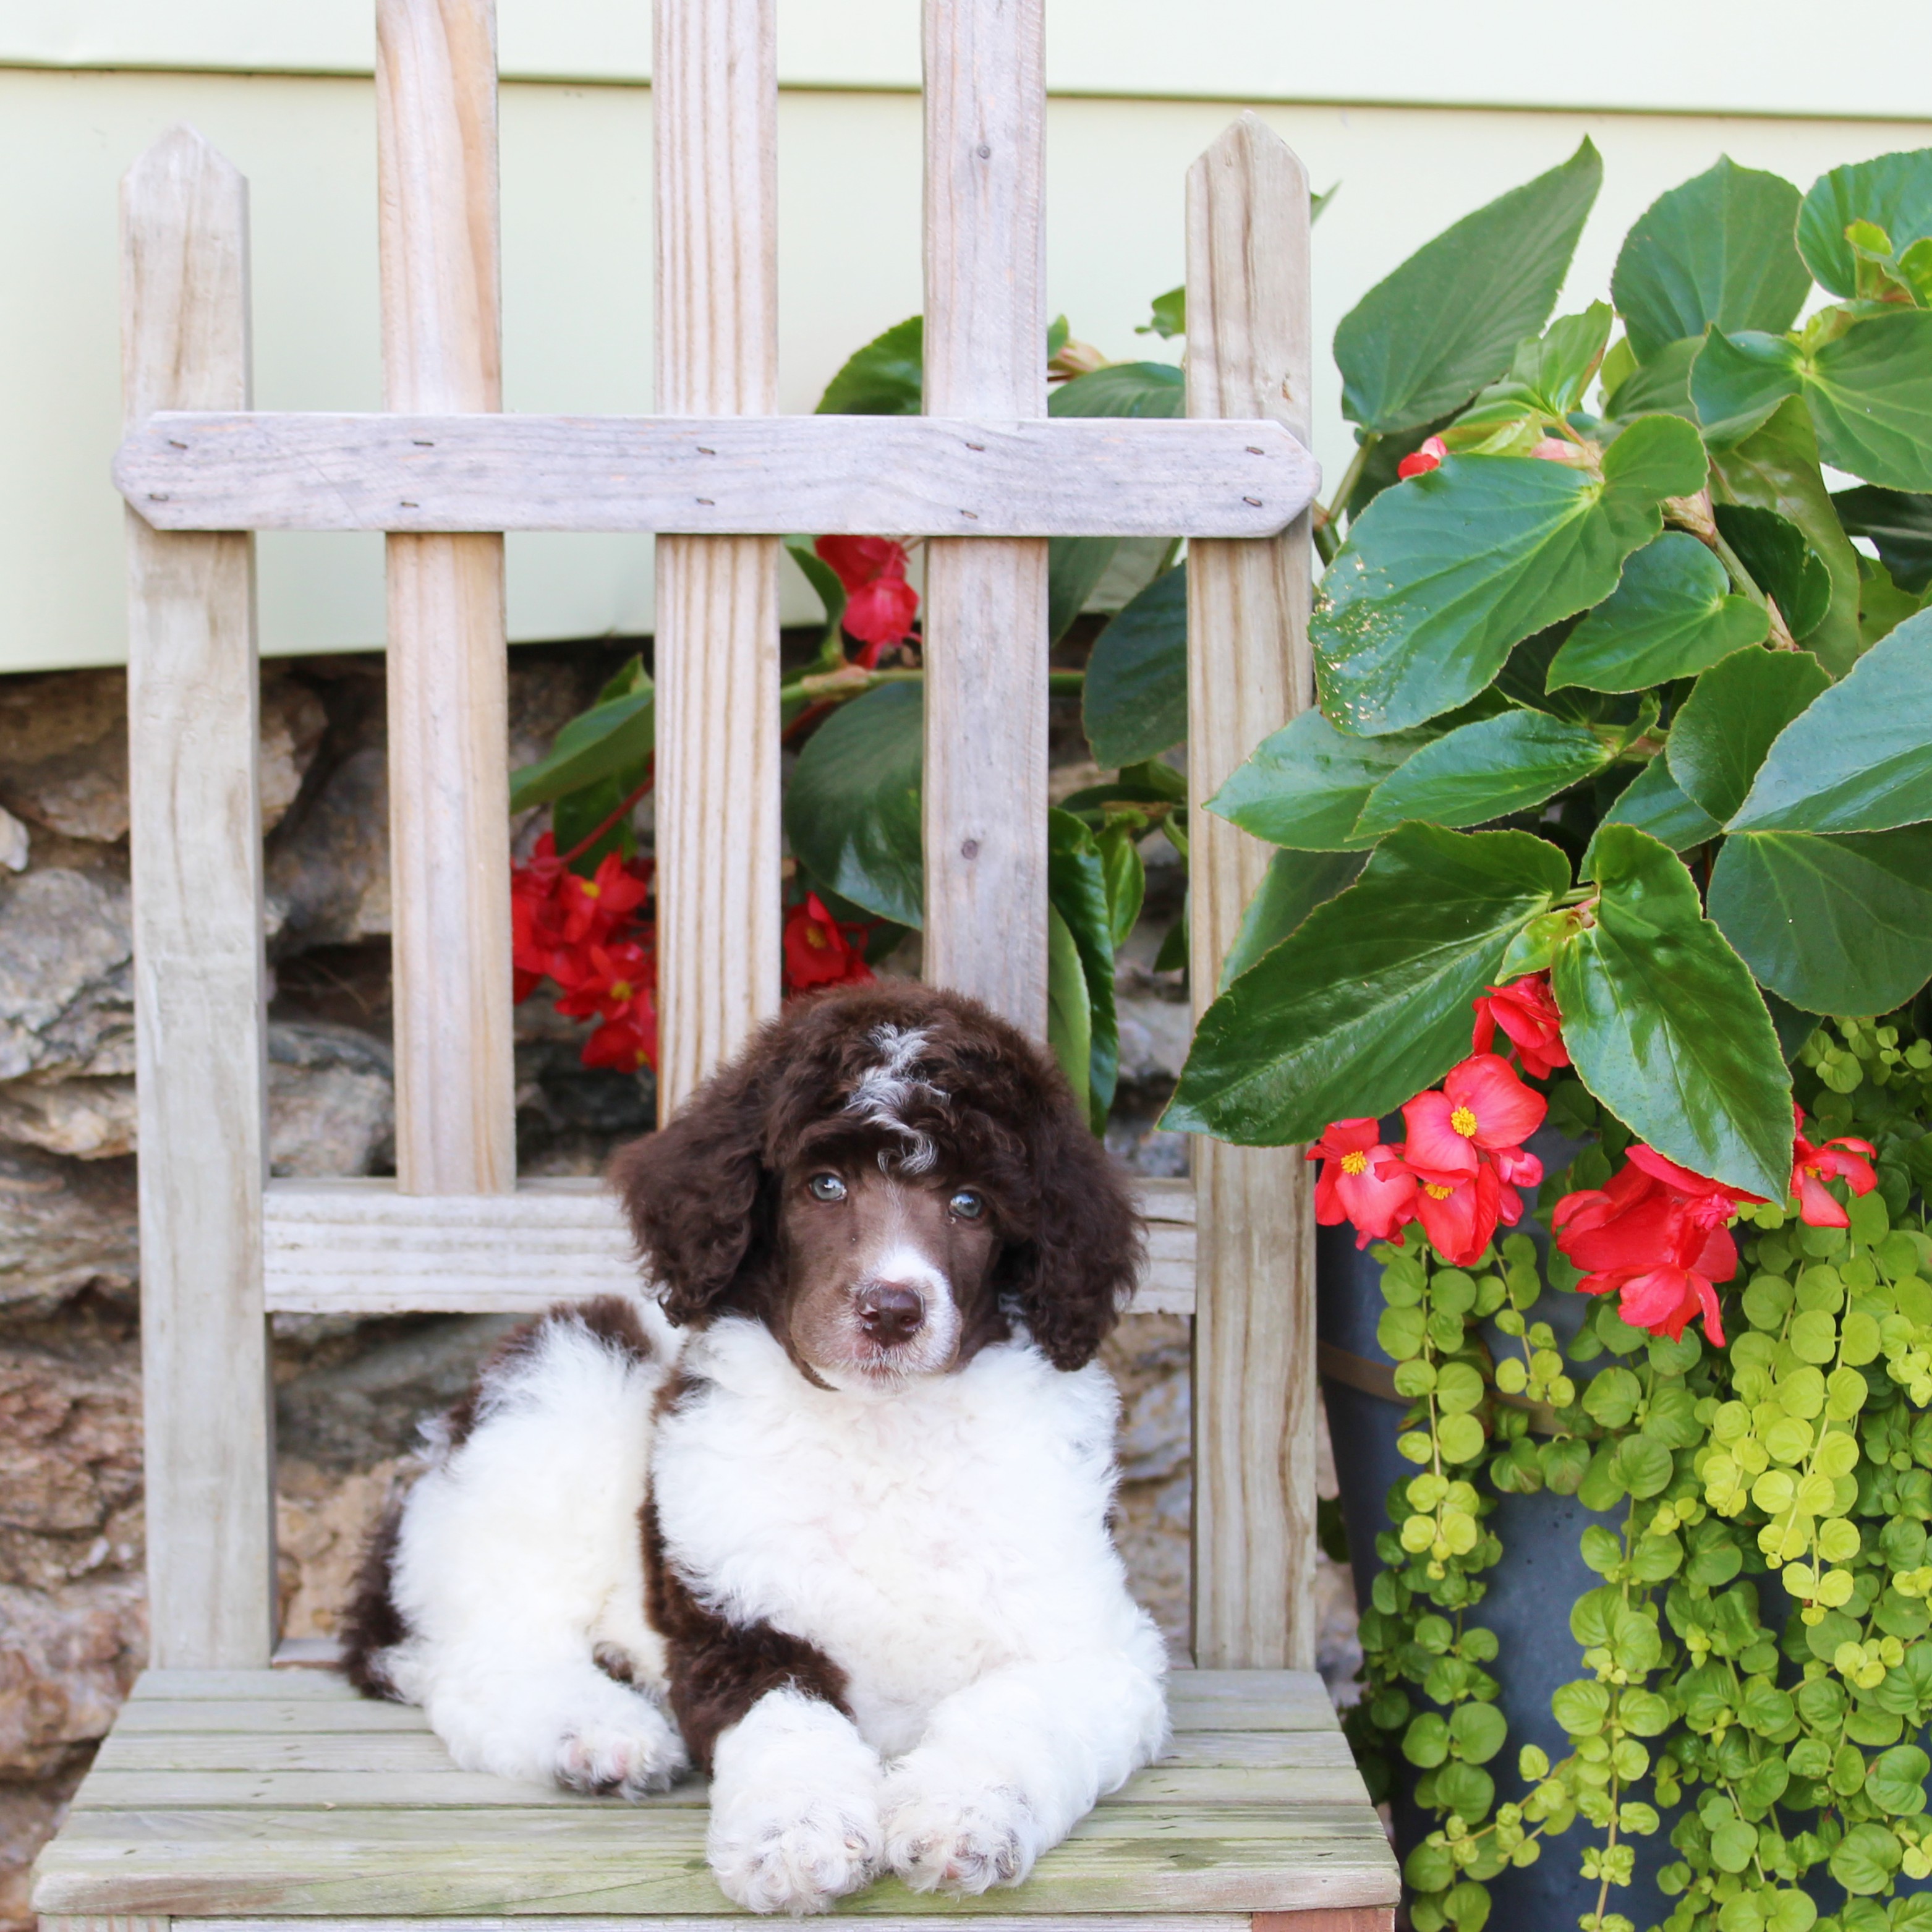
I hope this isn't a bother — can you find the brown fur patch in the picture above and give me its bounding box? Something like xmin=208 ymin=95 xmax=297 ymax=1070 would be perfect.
xmin=610 ymin=981 xmax=1144 ymax=1371
xmin=641 ymin=1480 xmax=850 ymax=1774
xmin=338 ymin=1501 xmax=407 ymax=1699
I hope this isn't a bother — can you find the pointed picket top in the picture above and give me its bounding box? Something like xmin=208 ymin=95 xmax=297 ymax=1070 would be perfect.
xmin=121 ymin=124 xmax=251 ymax=423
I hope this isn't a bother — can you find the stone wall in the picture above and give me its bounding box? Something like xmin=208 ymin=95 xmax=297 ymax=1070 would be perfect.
xmin=0 ymin=648 xmax=1359 ymax=1930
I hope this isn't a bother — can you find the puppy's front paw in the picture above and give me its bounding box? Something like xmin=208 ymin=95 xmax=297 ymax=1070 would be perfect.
xmin=880 ymin=1772 xmax=1040 ymax=1895
xmin=551 ymin=1695 xmax=688 ymax=1798
xmin=708 ymin=1793 xmax=882 ymax=1915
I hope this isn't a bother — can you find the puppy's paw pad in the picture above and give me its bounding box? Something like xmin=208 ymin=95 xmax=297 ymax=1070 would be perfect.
xmin=710 ymin=1798 xmax=882 ymax=1915
xmin=552 ymin=1704 xmax=688 ymax=1798
xmin=881 ymin=1782 xmax=1036 ymax=1895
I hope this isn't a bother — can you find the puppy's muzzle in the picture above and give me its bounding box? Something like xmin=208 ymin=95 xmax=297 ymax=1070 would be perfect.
xmin=855 ymin=1281 xmax=926 ymax=1345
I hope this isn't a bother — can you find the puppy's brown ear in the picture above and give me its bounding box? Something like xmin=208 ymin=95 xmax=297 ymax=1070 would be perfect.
xmin=609 ymin=1056 xmax=770 ymax=1326
xmin=1002 ymin=1097 xmax=1144 ymax=1370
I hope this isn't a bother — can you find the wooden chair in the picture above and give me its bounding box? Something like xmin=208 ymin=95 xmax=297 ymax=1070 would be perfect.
xmin=33 ymin=1 xmax=1398 ymax=1928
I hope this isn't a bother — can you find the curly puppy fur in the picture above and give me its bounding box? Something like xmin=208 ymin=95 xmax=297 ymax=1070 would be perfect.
xmin=610 ymin=979 xmax=1143 ymax=1369
xmin=343 ymin=982 xmax=1167 ymax=1916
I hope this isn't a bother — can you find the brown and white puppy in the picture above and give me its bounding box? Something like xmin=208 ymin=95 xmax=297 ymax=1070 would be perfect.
xmin=344 ymin=983 xmax=1166 ymax=1915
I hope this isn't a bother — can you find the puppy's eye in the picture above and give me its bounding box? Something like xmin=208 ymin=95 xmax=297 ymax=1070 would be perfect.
xmin=948 ymin=1189 xmax=985 ymax=1221
xmin=807 ymin=1173 xmax=848 ymax=1204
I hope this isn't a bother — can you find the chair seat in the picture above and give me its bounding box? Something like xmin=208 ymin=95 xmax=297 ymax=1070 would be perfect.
xmin=32 ymin=1667 xmax=1397 ymax=1921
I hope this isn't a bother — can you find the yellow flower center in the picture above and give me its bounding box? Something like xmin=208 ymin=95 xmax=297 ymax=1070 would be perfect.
xmin=1450 ymin=1104 xmax=1478 ymax=1137
xmin=581 ymin=880 xmax=602 ymax=899
xmin=1424 ymin=1183 xmax=1453 ymax=1200
xmin=1340 ymin=1151 xmax=1368 ymax=1176
xmin=609 ymin=978 xmax=632 ymax=1000
xmin=805 ymin=924 xmax=829 ymax=949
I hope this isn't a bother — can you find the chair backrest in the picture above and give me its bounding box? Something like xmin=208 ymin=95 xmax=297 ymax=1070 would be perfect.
xmin=115 ymin=0 xmax=1319 ymax=1677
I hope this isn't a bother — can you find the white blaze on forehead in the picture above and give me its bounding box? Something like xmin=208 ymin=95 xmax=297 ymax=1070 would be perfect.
xmin=844 ymin=1024 xmax=947 ymax=1173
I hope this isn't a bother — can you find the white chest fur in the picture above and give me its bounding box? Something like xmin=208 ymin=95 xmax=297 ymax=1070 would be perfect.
xmin=651 ymin=1319 xmax=1141 ymax=1756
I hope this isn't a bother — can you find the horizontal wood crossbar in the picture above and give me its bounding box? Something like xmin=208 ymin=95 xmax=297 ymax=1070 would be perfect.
xmin=114 ymin=411 xmax=1319 ymax=537
xmin=262 ymin=1175 xmax=1197 ymax=1317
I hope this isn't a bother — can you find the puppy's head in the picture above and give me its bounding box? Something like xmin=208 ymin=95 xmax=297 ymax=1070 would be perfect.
xmin=610 ymin=981 xmax=1144 ymax=1384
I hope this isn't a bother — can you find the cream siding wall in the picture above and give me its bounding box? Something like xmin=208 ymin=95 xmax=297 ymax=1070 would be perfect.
xmin=0 ymin=5 xmax=1926 ymax=672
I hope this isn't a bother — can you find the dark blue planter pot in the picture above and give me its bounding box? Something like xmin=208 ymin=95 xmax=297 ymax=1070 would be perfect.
xmin=1317 ymin=1213 xmax=1683 ymax=1931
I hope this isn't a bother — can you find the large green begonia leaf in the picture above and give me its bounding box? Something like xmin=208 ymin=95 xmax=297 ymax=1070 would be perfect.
xmin=1798 ymin=148 xmax=1932 ymax=299
xmin=1710 ymin=398 xmax=1863 ymax=675
xmin=1045 ymin=906 xmax=1092 ymax=1118
xmin=1164 ymin=825 xmax=1570 ymax=1144
xmin=1729 ymin=610 xmax=1932 ymax=832
xmin=508 ymin=670 xmax=654 ymax=811
xmin=1802 ymin=309 xmax=1932 ymax=494
xmin=784 ymin=681 xmax=924 ymax=927
xmin=1353 ymin=709 xmax=1612 ymax=838
xmin=1207 ymin=707 xmax=1432 ymax=849
xmin=1335 ymin=140 xmax=1601 ymax=435
xmin=1083 ymin=564 xmax=1188 ymax=767
xmin=1613 ymin=158 xmax=1811 ymax=364
xmin=1712 ymin=503 xmax=1831 ymax=639
xmin=816 ymin=316 xmax=923 ymax=415
xmin=1834 ymin=485 xmax=1932 ymax=594
xmin=1553 ymin=825 xmax=1792 ymax=1199
xmin=1665 ymin=646 xmax=1831 ymax=825
xmin=1049 ymin=360 xmax=1186 ymax=419
xmin=1047 ymin=807 xmax=1119 ymax=1132
xmin=1598 ymin=754 xmax=1722 ymax=851
xmin=1546 ymin=532 xmax=1768 ymax=691
xmin=1313 ymin=414 xmax=1708 ymax=735
xmin=1219 ymin=849 xmax=1366 ymax=990
xmin=1709 ymin=826 xmax=1932 ymax=1016
xmin=1691 ymin=329 xmax=1803 ymax=446
xmin=1603 ymin=336 xmax=1700 ymax=422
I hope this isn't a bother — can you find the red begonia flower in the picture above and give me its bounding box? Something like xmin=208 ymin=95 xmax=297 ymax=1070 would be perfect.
xmin=845 ymin=574 xmax=922 ymax=653
xmin=1308 ymin=1118 xmax=1418 ymax=1247
xmin=1402 ymin=1054 xmax=1547 ymax=1185
xmin=1581 ymin=1264 xmax=1727 ymax=1347
xmin=815 ymin=536 xmax=921 ymax=654
xmin=1471 ymin=973 xmax=1569 ymax=1079
xmin=583 ymin=995 xmax=658 ymax=1074
xmin=1396 ymin=436 xmax=1447 ymax=480
xmin=783 ymin=893 xmax=876 ymax=992
xmin=1790 ymin=1109 xmax=1878 ymax=1229
xmin=815 ymin=535 xmax=907 ymax=592
xmin=554 ymin=939 xmax=654 ymax=1022
xmin=1409 ymin=1162 xmax=1504 ymax=1268
xmin=559 ymin=850 xmax=651 ymax=945
xmin=1555 ymin=1146 xmax=1747 ymax=1345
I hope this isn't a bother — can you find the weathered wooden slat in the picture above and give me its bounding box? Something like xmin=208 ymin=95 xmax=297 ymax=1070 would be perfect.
xmin=919 ymin=0 xmax=1049 ymax=1036
xmin=114 ymin=412 xmax=1316 ymax=538
xmin=93 ymin=1724 xmax=1357 ymax=1779
xmin=72 ymin=1764 xmax=1369 ymax=1812
xmin=1186 ymin=116 xmax=1319 ymax=1674
xmin=192 ymin=1920 xmax=1254 ymax=1932
xmin=652 ymin=0 xmax=781 ymax=1113
xmin=32 ymin=1806 xmax=1399 ymax=1917
xmin=121 ymin=125 xmax=275 ymax=1673
xmin=257 ymin=1175 xmax=1196 ymax=1314
xmin=190 ymin=1920 xmax=1254 ymax=1932
xmin=377 ymin=0 xmax=515 ymax=1194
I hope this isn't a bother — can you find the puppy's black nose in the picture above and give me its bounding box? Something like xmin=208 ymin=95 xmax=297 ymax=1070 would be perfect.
xmin=857 ymin=1282 xmax=925 ymax=1344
